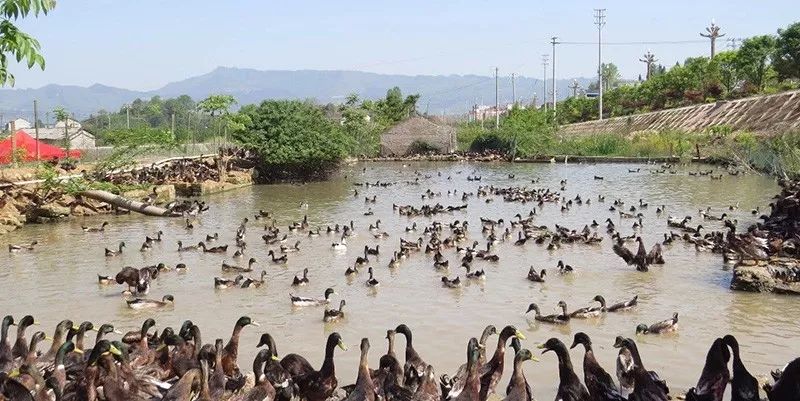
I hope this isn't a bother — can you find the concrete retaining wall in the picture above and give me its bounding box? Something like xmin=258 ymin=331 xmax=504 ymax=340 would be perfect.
xmin=559 ymin=90 xmax=800 ymax=135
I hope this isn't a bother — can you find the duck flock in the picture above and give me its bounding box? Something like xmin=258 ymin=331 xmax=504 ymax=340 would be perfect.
xmin=3 ymin=163 xmax=799 ymax=400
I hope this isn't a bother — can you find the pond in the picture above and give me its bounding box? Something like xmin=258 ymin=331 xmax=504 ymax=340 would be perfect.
xmin=1 ymin=161 xmax=794 ymax=400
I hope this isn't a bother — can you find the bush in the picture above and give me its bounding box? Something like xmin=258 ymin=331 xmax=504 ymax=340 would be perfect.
xmin=406 ymin=140 xmax=441 ymax=155
xmin=469 ymin=132 xmax=512 ymax=153
xmin=235 ymin=100 xmax=348 ymax=181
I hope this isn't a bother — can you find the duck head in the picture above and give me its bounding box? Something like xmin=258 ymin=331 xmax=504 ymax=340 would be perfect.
xmin=570 ymin=332 xmax=592 ymax=350
xmin=235 ymin=316 xmax=260 ymax=328
xmin=635 ymin=324 xmax=650 ymax=334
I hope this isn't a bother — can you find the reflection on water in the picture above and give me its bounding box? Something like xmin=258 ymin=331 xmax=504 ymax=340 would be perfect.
xmin=1 ymin=161 xmax=796 ymax=400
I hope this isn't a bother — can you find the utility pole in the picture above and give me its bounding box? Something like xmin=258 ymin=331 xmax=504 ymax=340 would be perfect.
xmin=639 ymin=51 xmax=658 ymax=80
xmin=700 ymin=20 xmax=725 ymax=58
xmin=511 ymin=73 xmax=516 ymax=106
xmin=10 ymin=120 xmax=15 ymax=165
xmin=541 ymin=55 xmax=549 ymax=111
xmin=33 ymin=100 xmax=40 ymax=160
xmin=726 ymin=37 xmax=743 ymax=50
xmin=569 ymin=80 xmax=580 ymax=97
xmin=171 ymin=113 xmax=176 ymax=139
xmin=551 ymin=36 xmax=558 ymax=113
xmin=494 ymin=67 xmax=499 ymax=129
xmin=594 ymin=8 xmax=606 ymax=121
xmin=125 ymin=104 xmax=130 ymax=129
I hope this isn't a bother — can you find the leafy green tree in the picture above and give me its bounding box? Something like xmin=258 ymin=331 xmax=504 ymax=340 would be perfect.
xmin=52 ymin=106 xmax=71 ymax=151
xmin=234 ymin=100 xmax=348 ymax=180
xmin=601 ymin=63 xmax=621 ymax=91
xmin=735 ymin=35 xmax=777 ymax=91
xmin=714 ymin=51 xmax=740 ymax=94
xmin=374 ymin=87 xmax=419 ymax=123
xmin=198 ymin=94 xmax=237 ymax=143
xmin=774 ymin=21 xmax=800 ymax=80
xmin=0 ymin=0 xmax=54 ymax=86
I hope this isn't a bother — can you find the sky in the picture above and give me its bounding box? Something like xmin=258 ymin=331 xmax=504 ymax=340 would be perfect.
xmin=7 ymin=0 xmax=798 ymax=90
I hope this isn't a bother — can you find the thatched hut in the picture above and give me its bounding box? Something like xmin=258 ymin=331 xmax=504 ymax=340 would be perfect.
xmin=380 ymin=116 xmax=456 ymax=156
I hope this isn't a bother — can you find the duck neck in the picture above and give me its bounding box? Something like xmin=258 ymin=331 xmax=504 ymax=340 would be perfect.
xmin=320 ymin=338 xmax=337 ymax=377
xmin=554 ymin=345 xmax=576 ymax=379
xmin=75 ymin=329 xmax=87 ymax=351
xmin=95 ymin=330 xmax=106 ymax=346
xmin=48 ymin=327 xmax=66 ymax=357
xmin=225 ymin=324 xmax=244 ymax=357
xmin=488 ymin=330 xmax=513 ymax=367
xmin=0 ymin=319 xmax=11 ymax=343
xmin=387 ymin=334 xmax=396 ymax=358
xmin=511 ymin=356 xmax=528 ymax=387
xmin=15 ymin=322 xmax=29 ymax=341
xmin=357 ymin=347 xmax=373 ymax=389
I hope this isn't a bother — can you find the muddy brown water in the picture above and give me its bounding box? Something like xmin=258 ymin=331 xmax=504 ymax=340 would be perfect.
xmin=2 ymin=162 xmax=797 ymax=400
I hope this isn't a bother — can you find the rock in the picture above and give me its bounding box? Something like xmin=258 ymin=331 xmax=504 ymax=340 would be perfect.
xmin=26 ymin=203 xmax=71 ymax=222
xmin=0 ymin=200 xmax=25 ymax=235
xmin=731 ymin=263 xmax=776 ymax=292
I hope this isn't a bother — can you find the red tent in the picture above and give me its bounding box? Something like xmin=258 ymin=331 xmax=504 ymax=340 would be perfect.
xmin=0 ymin=130 xmax=81 ymax=164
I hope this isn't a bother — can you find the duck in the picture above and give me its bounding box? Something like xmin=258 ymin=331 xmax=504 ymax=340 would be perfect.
xmin=570 ymin=332 xmax=625 ymax=401
xmin=10 ymin=315 xmax=36 ymax=360
xmin=441 ymin=276 xmax=462 ymax=288
xmin=765 ymin=357 xmax=800 ymax=401
xmin=526 ymin=268 xmax=546 ymax=283
xmin=104 ymin=241 xmax=125 ymax=256
xmin=324 ymin=300 xmax=347 ymax=323
xmin=449 ymin=338 xmax=482 ymax=401
xmin=82 ymin=221 xmax=109 ymax=232
xmin=0 ymin=316 xmax=14 ymax=372
xmin=615 ymin=336 xmax=635 ymax=398
xmin=199 ymin=241 xmax=228 ymax=253
xmin=685 ymin=337 xmax=731 ymax=401
xmin=477 ymin=326 xmax=526 ymax=400
xmin=268 ymin=250 xmax=289 ymax=264
xmin=526 ymin=301 xmax=570 ymax=324
xmin=177 ymin=240 xmax=201 ymax=252
xmin=502 ymin=347 xmax=537 ymax=401
xmin=722 ymin=335 xmax=759 ymax=401
xmin=293 ymin=332 xmax=347 ymax=401
xmin=292 ymin=268 xmax=310 ymax=286
xmin=256 ymin=333 xmax=294 ymax=400
xmin=557 ymin=260 xmax=574 ymax=274
xmin=345 ymin=265 xmax=360 ymax=276
xmin=281 ymin=241 xmax=301 ymax=253
xmin=222 ymin=316 xmax=261 ymax=375
xmin=8 ymin=241 xmax=37 ymax=252
xmin=538 ymin=338 xmax=590 ymax=401
xmin=395 ymin=324 xmax=428 ymax=392
xmin=222 ymin=257 xmax=257 ymax=273
xmin=241 ymin=271 xmax=268 ymax=288
xmin=464 ymin=265 xmax=485 ymax=280
xmin=343 ymin=338 xmax=377 ymax=401
xmin=366 ymin=267 xmax=380 ymax=287
xmin=126 ymin=294 xmax=174 ymax=309
xmin=248 ymin=349 xmax=278 ymax=401
xmin=605 ymin=295 xmax=638 ymax=312
xmin=332 ymin=237 xmax=348 ymax=251
xmin=290 ymin=288 xmax=336 ymax=307
xmin=215 ymin=274 xmax=245 ymax=289
xmin=97 ymin=274 xmax=114 ymax=285
xmin=569 ymin=295 xmax=606 ymax=318
xmin=613 ymin=337 xmax=669 ymax=401
xmin=636 ymin=312 xmax=678 ymax=334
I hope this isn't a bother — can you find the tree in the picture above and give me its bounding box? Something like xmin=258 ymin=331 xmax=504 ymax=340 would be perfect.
xmin=374 ymin=87 xmax=419 ymax=124
xmin=714 ymin=51 xmax=740 ymax=94
xmin=52 ymin=106 xmax=71 ymax=151
xmin=601 ymin=63 xmax=621 ymax=91
xmin=0 ymin=0 xmax=55 ymax=86
xmin=197 ymin=94 xmax=237 ymax=144
xmin=735 ymin=35 xmax=777 ymax=91
xmin=774 ymin=21 xmax=800 ymax=80
xmin=234 ymin=100 xmax=348 ymax=181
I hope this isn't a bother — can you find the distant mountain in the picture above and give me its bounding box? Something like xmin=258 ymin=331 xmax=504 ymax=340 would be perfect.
xmin=0 ymin=67 xmax=596 ymax=120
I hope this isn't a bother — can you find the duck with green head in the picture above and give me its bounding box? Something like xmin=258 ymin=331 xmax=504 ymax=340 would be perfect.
xmin=221 ymin=316 xmax=260 ymax=376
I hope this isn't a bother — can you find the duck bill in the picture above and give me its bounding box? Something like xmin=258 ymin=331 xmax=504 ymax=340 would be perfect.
xmin=536 ymin=344 xmax=549 ymax=354
xmin=515 ymin=330 xmax=526 ymax=340
xmin=250 ymin=321 xmax=261 ymax=327
xmin=338 ymin=340 xmax=348 ymax=351
xmin=74 ymin=348 xmax=85 ymax=354
xmin=529 ymin=355 xmax=540 ymax=362
xmin=113 ymin=330 xmax=124 ymax=335
xmin=108 ymin=345 xmax=123 ymax=356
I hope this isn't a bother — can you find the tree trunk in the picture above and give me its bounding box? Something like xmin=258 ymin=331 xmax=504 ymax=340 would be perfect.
xmin=77 ymin=190 xmax=181 ymax=217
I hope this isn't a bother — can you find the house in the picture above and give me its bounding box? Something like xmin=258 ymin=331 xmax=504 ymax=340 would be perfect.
xmin=55 ymin=118 xmax=82 ymax=129
xmin=469 ymin=105 xmax=512 ymax=122
xmin=5 ymin=118 xmax=32 ymax=131
xmin=20 ymin=126 xmax=96 ymax=149
xmin=380 ymin=116 xmax=456 ymax=156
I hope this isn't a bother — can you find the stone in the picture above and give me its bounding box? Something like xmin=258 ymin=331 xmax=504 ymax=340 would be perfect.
xmin=730 ymin=263 xmax=776 ymax=292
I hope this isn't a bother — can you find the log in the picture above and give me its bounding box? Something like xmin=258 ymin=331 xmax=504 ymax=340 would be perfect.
xmin=78 ymin=190 xmax=181 ymax=217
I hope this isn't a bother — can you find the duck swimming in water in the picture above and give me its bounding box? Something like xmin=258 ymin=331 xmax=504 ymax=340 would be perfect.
xmin=526 ymin=267 xmax=546 ymax=282
xmin=126 ymin=294 xmax=174 ymax=310
xmin=292 ymin=268 xmax=310 ymax=286
xmin=525 ymin=301 xmax=569 ymax=325
xmin=291 ymin=288 xmax=336 ymax=307
xmin=324 ymin=300 xmax=346 ymax=323
xmin=636 ymin=312 xmax=678 ymax=334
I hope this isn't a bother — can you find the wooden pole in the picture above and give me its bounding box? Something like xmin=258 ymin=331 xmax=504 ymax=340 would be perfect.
xmin=33 ymin=100 xmax=40 ymax=161
xmin=10 ymin=120 xmax=16 ymax=165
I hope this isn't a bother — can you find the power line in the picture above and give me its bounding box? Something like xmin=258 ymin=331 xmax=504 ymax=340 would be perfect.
xmin=559 ymin=40 xmax=706 ymax=45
